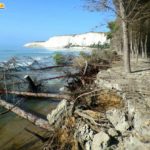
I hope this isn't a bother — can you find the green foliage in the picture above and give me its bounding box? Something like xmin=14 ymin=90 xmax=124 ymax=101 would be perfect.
xmin=53 ymin=53 xmax=74 ymax=65
xmin=73 ymin=49 xmax=117 ymax=71
xmin=53 ymin=53 xmax=66 ymax=65
xmin=78 ymin=49 xmax=117 ymax=65
xmin=108 ymin=21 xmax=117 ymax=32
xmin=91 ymin=49 xmax=117 ymax=62
xmin=64 ymin=43 xmax=73 ymax=48
xmin=89 ymin=43 xmax=110 ymax=49
xmin=79 ymin=51 xmax=90 ymax=59
xmin=107 ymin=21 xmax=119 ymax=39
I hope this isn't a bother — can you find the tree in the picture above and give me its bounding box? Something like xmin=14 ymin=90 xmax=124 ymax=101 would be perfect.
xmin=84 ymin=0 xmax=150 ymax=73
xmin=115 ymin=0 xmax=150 ymax=64
xmin=118 ymin=0 xmax=131 ymax=72
xmin=107 ymin=20 xmax=122 ymax=54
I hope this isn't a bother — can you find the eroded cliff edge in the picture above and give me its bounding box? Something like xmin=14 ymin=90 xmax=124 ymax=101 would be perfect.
xmin=45 ymin=59 xmax=150 ymax=150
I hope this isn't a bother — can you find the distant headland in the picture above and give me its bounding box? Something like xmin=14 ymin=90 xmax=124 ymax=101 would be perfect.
xmin=24 ymin=32 xmax=109 ymax=49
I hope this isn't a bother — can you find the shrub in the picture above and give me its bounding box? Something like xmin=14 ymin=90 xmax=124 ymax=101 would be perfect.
xmin=89 ymin=43 xmax=110 ymax=49
xmin=79 ymin=51 xmax=90 ymax=59
xmin=53 ymin=53 xmax=74 ymax=65
xmin=72 ymin=49 xmax=118 ymax=70
xmin=53 ymin=53 xmax=66 ymax=65
xmin=72 ymin=56 xmax=86 ymax=69
xmin=91 ymin=49 xmax=117 ymax=62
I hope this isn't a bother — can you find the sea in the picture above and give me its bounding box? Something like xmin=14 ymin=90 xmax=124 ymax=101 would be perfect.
xmin=0 ymin=46 xmax=79 ymax=62
xmin=0 ymin=47 xmax=86 ymax=150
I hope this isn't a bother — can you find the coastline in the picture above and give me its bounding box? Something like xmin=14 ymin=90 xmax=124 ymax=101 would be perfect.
xmin=24 ymin=32 xmax=109 ymax=51
xmin=24 ymin=43 xmax=96 ymax=51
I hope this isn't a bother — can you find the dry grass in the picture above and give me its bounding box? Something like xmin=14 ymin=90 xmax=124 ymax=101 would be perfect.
xmin=45 ymin=117 xmax=78 ymax=150
xmin=97 ymin=90 xmax=124 ymax=110
xmin=72 ymin=56 xmax=86 ymax=69
xmin=55 ymin=117 xmax=77 ymax=150
xmin=77 ymin=89 xmax=124 ymax=111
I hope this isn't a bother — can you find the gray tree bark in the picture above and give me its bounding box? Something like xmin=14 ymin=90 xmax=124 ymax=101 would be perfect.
xmin=119 ymin=0 xmax=131 ymax=73
xmin=0 ymin=90 xmax=70 ymax=100
xmin=0 ymin=99 xmax=53 ymax=131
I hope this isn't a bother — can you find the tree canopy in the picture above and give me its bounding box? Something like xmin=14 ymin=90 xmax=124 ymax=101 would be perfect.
xmin=84 ymin=0 xmax=150 ymax=73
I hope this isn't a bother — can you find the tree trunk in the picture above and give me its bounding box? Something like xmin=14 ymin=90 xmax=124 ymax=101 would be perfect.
xmin=0 ymin=90 xmax=71 ymax=100
xmin=141 ymin=40 xmax=145 ymax=58
xmin=135 ymin=38 xmax=139 ymax=64
xmin=32 ymin=65 xmax=71 ymax=71
xmin=144 ymin=34 xmax=148 ymax=59
xmin=0 ymin=99 xmax=53 ymax=131
xmin=130 ymin=28 xmax=134 ymax=58
xmin=119 ymin=1 xmax=131 ymax=73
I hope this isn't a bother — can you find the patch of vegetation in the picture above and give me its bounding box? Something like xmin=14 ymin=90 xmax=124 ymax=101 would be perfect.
xmin=79 ymin=51 xmax=90 ymax=59
xmin=64 ymin=43 xmax=73 ymax=48
xmin=91 ymin=49 xmax=118 ymax=63
xmin=89 ymin=43 xmax=110 ymax=49
xmin=76 ymin=49 xmax=119 ymax=65
xmin=107 ymin=21 xmax=119 ymax=40
xmin=64 ymin=44 xmax=81 ymax=48
xmin=53 ymin=53 xmax=66 ymax=65
xmin=53 ymin=52 xmax=74 ymax=65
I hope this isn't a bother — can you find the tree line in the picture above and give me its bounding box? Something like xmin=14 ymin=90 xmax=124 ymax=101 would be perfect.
xmin=85 ymin=0 xmax=150 ymax=73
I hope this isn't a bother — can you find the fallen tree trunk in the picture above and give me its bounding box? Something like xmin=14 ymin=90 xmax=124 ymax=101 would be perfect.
xmin=31 ymin=65 xmax=71 ymax=71
xmin=0 ymin=99 xmax=53 ymax=131
xmin=0 ymin=90 xmax=71 ymax=100
xmin=40 ymin=75 xmax=66 ymax=82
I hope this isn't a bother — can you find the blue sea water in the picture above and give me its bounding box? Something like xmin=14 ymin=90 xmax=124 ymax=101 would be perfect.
xmin=0 ymin=46 xmax=83 ymax=62
xmin=0 ymin=47 xmax=82 ymax=149
xmin=0 ymin=47 xmax=60 ymax=62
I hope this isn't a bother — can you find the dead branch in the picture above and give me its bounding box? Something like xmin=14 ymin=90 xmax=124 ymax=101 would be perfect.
xmin=75 ymin=109 xmax=100 ymax=126
xmin=83 ymin=61 xmax=88 ymax=75
xmin=0 ymin=90 xmax=71 ymax=100
xmin=71 ymin=89 xmax=102 ymax=114
xmin=0 ymin=99 xmax=53 ymax=131
xmin=31 ymin=65 xmax=72 ymax=71
xmin=0 ymin=98 xmax=22 ymax=115
xmin=40 ymin=75 xmax=66 ymax=82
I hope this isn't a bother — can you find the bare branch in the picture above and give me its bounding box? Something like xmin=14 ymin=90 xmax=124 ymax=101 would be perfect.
xmin=0 ymin=99 xmax=53 ymax=131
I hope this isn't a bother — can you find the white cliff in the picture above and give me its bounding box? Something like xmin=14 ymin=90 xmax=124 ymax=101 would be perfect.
xmin=24 ymin=32 xmax=109 ymax=49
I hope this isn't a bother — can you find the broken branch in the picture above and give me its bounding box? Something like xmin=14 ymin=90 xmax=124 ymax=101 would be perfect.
xmin=0 ymin=90 xmax=71 ymax=100
xmin=0 ymin=99 xmax=53 ymax=131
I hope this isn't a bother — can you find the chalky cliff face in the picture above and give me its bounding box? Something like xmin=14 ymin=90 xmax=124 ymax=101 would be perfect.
xmin=24 ymin=32 xmax=109 ymax=49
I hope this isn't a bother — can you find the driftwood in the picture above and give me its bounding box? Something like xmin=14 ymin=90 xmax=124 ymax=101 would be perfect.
xmin=0 ymin=99 xmax=53 ymax=131
xmin=0 ymin=99 xmax=21 ymax=115
xmin=40 ymin=75 xmax=66 ymax=82
xmin=0 ymin=90 xmax=71 ymax=100
xmin=31 ymin=65 xmax=71 ymax=71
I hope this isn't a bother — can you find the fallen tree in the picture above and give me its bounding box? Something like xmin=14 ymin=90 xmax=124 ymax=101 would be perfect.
xmin=0 ymin=90 xmax=71 ymax=100
xmin=0 ymin=99 xmax=53 ymax=131
xmin=31 ymin=65 xmax=71 ymax=71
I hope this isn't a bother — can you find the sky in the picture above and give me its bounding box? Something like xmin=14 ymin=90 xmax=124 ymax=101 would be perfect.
xmin=0 ymin=0 xmax=115 ymax=49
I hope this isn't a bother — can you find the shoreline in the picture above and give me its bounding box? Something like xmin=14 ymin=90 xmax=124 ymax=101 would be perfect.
xmin=24 ymin=32 xmax=109 ymax=51
xmin=24 ymin=44 xmax=98 ymax=52
xmin=26 ymin=46 xmax=95 ymax=51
